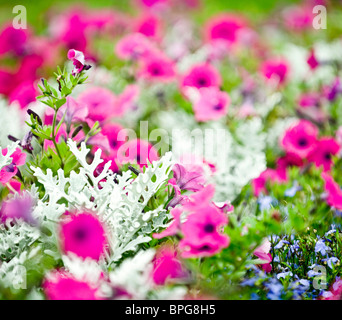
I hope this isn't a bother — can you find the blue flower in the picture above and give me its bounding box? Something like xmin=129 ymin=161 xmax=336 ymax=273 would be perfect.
xmin=258 ymin=195 xmax=276 ymax=211
xmin=315 ymin=239 xmax=331 ymax=256
xmin=322 ymin=257 xmax=339 ymax=269
xmin=284 ymin=182 xmax=302 ymax=197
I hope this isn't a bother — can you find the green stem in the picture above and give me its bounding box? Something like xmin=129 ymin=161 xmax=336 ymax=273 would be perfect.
xmin=52 ymin=108 xmax=64 ymax=169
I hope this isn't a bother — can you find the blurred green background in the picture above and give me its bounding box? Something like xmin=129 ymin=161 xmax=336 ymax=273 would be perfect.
xmin=0 ymin=0 xmax=302 ymax=33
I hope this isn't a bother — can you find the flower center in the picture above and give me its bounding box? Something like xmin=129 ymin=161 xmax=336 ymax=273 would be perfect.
xmin=204 ymin=223 xmax=215 ymax=233
xmin=74 ymin=228 xmax=87 ymax=241
xmin=298 ymin=138 xmax=308 ymax=147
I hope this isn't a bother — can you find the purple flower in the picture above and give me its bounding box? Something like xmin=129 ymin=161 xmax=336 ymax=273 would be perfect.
xmin=315 ymin=239 xmax=331 ymax=256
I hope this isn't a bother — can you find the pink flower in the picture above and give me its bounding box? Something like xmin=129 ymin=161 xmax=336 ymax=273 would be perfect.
xmin=323 ymin=279 xmax=342 ymax=300
xmin=253 ymin=239 xmax=272 ymax=273
xmin=298 ymin=92 xmax=320 ymax=108
xmin=115 ymin=33 xmax=157 ymax=61
xmin=0 ymin=69 xmax=15 ymax=95
xmin=9 ymin=81 xmax=38 ymax=109
xmin=0 ymin=148 xmax=26 ymax=185
xmin=322 ymin=173 xmax=342 ymax=210
xmin=153 ymin=207 xmax=182 ymax=239
xmin=204 ymin=14 xmax=247 ymax=45
xmin=281 ymin=120 xmax=318 ymax=159
xmin=138 ymin=53 xmax=176 ymax=82
xmin=181 ymin=63 xmax=222 ymax=90
xmin=0 ymin=193 xmax=36 ymax=225
xmin=324 ymin=78 xmax=341 ymax=102
xmin=43 ymin=271 xmax=101 ymax=300
xmin=307 ymin=49 xmax=319 ymax=70
xmin=252 ymin=168 xmax=287 ymax=197
xmin=169 ymin=163 xmax=205 ymax=192
xmin=139 ymin=0 xmax=168 ymax=8
xmin=67 ymin=49 xmax=89 ymax=75
xmin=261 ymin=58 xmax=289 ymax=85
xmin=192 ymin=87 xmax=230 ymax=122
xmin=116 ymin=85 xmax=140 ymax=115
xmin=152 ymin=246 xmax=187 ymax=285
xmin=179 ymin=205 xmax=229 ymax=258
xmin=0 ymin=24 xmax=28 ymax=56
xmin=58 ymin=96 xmax=89 ymax=126
xmin=308 ymin=138 xmax=340 ymax=172
xmin=78 ymin=87 xmax=117 ymax=122
xmin=283 ymin=6 xmax=312 ymax=31
xmin=134 ymin=14 xmax=161 ymax=39
xmin=60 ymin=212 xmax=108 ymax=260
xmin=117 ymin=138 xmax=159 ymax=169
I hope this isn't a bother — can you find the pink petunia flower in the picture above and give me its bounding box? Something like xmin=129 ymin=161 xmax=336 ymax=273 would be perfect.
xmin=169 ymin=163 xmax=205 ymax=192
xmin=0 ymin=148 xmax=26 ymax=185
xmin=281 ymin=120 xmax=318 ymax=159
xmin=60 ymin=212 xmax=108 ymax=261
xmin=298 ymin=92 xmax=320 ymax=108
xmin=322 ymin=173 xmax=342 ymax=210
xmin=192 ymin=87 xmax=230 ymax=122
xmin=0 ymin=193 xmax=36 ymax=225
xmin=67 ymin=49 xmax=88 ymax=75
xmin=323 ymin=279 xmax=342 ymax=300
xmin=179 ymin=204 xmax=229 ymax=258
xmin=181 ymin=63 xmax=222 ymax=90
xmin=307 ymin=49 xmax=319 ymax=70
xmin=9 ymin=81 xmax=38 ymax=109
xmin=78 ymin=87 xmax=117 ymax=122
xmin=115 ymin=33 xmax=158 ymax=61
xmin=252 ymin=168 xmax=287 ymax=197
xmin=58 ymin=96 xmax=89 ymax=126
xmin=308 ymin=137 xmax=340 ymax=172
xmin=0 ymin=24 xmax=29 ymax=56
xmin=253 ymin=239 xmax=272 ymax=273
xmin=116 ymin=84 xmax=140 ymax=115
xmin=204 ymin=14 xmax=247 ymax=46
xmin=152 ymin=246 xmax=187 ymax=285
xmin=283 ymin=5 xmax=312 ymax=31
xmin=134 ymin=14 xmax=161 ymax=39
xmin=117 ymin=138 xmax=159 ymax=169
xmin=260 ymin=58 xmax=289 ymax=85
xmin=153 ymin=207 xmax=182 ymax=239
xmin=43 ymin=271 xmax=102 ymax=300
xmin=138 ymin=53 xmax=176 ymax=82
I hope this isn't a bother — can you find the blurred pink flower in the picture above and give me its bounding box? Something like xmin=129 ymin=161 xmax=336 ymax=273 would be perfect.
xmin=253 ymin=239 xmax=272 ymax=273
xmin=153 ymin=207 xmax=182 ymax=239
xmin=138 ymin=53 xmax=176 ymax=82
xmin=322 ymin=173 xmax=342 ymax=210
xmin=0 ymin=24 xmax=28 ymax=56
xmin=193 ymin=87 xmax=230 ymax=122
xmin=0 ymin=193 xmax=36 ymax=225
xmin=0 ymin=148 xmax=26 ymax=185
xmin=308 ymin=137 xmax=340 ymax=172
xmin=298 ymin=92 xmax=320 ymax=108
xmin=281 ymin=120 xmax=318 ymax=159
xmin=181 ymin=63 xmax=222 ymax=90
xmin=169 ymin=163 xmax=205 ymax=192
xmin=204 ymin=14 xmax=247 ymax=45
xmin=283 ymin=6 xmax=312 ymax=31
xmin=261 ymin=58 xmax=289 ymax=85
xmin=134 ymin=14 xmax=161 ymax=39
xmin=152 ymin=246 xmax=187 ymax=285
xmin=9 ymin=81 xmax=38 ymax=109
xmin=58 ymin=96 xmax=89 ymax=125
xmin=44 ymin=271 xmax=101 ymax=300
xmin=78 ymin=87 xmax=117 ymax=122
xmin=117 ymin=138 xmax=159 ymax=169
xmin=252 ymin=168 xmax=287 ymax=197
xmin=60 ymin=212 xmax=108 ymax=260
xmin=115 ymin=33 xmax=157 ymax=61
xmin=323 ymin=279 xmax=342 ymax=300
xmin=116 ymin=84 xmax=140 ymax=115
xmin=307 ymin=49 xmax=319 ymax=70
xmin=179 ymin=204 xmax=229 ymax=258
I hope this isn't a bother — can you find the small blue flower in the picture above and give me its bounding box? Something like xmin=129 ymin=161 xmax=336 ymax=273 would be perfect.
xmin=284 ymin=181 xmax=302 ymax=197
xmin=277 ymin=270 xmax=293 ymax=279
xmin=258 ymin=195 xmax=275 ymax=211
xmin=315 ymin=239 xmax=331 ymax=256
xmin=322 ymin=257 xmax=339 ymax=269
